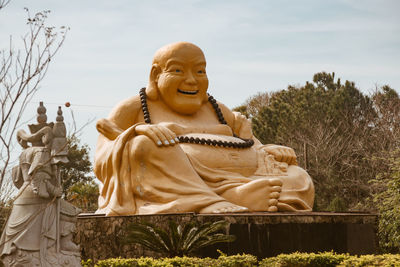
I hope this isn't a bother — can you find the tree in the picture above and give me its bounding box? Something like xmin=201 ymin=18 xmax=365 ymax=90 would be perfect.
xmin=236 ymin=72 xmax=399 ymax=211
xmin=371 ymin=150 xmax=400 ymax=253
xmin=0 ymin=6 xmax=68 ymax=193
xmin=61 ymin=136 xmax=99 ymax=212
xmin=66 ymin=180 xmax=98 ymax=212
xmin=61 ymin=136 xmax=93 ymax=194
xmin=124 ymin=220 xmax=235 ymax=257
xmin=233 ymin=92 xmax=270 ymax=119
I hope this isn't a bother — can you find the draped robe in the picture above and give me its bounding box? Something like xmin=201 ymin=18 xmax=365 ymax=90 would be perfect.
xmin=94 ymin=96 xmax=314 ymax=215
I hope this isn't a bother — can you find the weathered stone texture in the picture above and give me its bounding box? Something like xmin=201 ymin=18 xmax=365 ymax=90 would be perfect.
xmin=75 ymin=212 xmax=378 ymax=262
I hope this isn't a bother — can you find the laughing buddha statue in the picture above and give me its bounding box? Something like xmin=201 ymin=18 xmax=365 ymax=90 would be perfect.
xmin=94 ymin=42 xmax=314 ymax=215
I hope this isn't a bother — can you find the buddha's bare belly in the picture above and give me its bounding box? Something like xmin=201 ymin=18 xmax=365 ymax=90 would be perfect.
xmin=178 ymin=133 xmax=258 ymax=177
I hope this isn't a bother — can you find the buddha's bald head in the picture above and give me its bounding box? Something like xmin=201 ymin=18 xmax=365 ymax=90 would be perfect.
xmin=147 ymin=42 xmax=209 ymax=115
xmin=152 ymin=42 xmax=206 ymax=67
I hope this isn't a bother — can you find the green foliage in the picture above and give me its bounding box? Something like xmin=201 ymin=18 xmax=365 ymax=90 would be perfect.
xmin=237 ymin=72 xmax=399 ymax=211
xmin=338 ymin=254 xmax=400 ymax=266
xmin=260 ymin=252 xmax=400 ymax=267
xmin=371 ymin=150 xmax=400 ymax=253
xmin=61 ymin=136 xmax=94 ymax=194
xmin=260 ymin=252 xmax=349 ymax=267
xmin=61 ymin=135 xmax=99 ymax=212
xmin=259 ymin=252 xmax=350 ymax=267
xmin=216 ymin=253 xmax=257 ymax=267
xmin=93 ymin=254 xmax=256 ymax=267
xmin=326 ymin=197 xmax=347 ymax=212
xmin=123 ymin=220 xmax=235 ymax=257
xmin=0 ymin=203 xmax=11 ymax=232
xmin=82 ymin=259 xmax=94 ymax=267
xmin=85 ymin=253 xmax=400 ymax=267
xmin=67 ymin=180 xmax=98 ymax=212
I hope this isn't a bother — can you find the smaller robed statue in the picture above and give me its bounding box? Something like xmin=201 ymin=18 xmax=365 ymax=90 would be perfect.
xmin=0 ymin=102 xmax=81 ymax=267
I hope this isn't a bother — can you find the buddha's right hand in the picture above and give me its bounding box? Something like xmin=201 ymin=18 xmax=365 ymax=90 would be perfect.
xmin=263 ymin=145 xmax=298 ymax=166
xmin=135 ymin=124 xmax=179 ymax=146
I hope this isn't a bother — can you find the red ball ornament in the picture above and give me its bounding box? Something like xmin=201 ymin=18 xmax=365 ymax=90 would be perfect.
xmin=65 ymin=102 xmax=71 ymax=107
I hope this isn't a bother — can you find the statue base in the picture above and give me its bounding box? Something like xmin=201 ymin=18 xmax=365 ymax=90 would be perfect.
xmin=75 ymin=212 xmax=378 ymax=261
xmin=1 ymin=247 xmax=80 ymax=267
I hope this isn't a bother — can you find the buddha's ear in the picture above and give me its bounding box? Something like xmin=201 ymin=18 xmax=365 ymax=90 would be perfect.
xmin=146 ymin=64 xmax=161 ymax=100
xmin=202 ymin=82 xmax=210 ymax=103
xmin=202 ymin=90 xmax=209 ymax=103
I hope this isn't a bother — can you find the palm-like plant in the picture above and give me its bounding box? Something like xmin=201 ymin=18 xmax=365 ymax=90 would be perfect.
xmin=123 ymin=220 xmax=235 ymax=257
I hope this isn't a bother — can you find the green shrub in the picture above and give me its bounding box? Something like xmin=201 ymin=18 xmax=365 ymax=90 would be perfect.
xmin=216 ymin=253 xmax=257 ymax=267
xmin=94 ymin=254 xmax=256 ymax=267
xmin=162 ymin=256 xmax=216 ymax=266
xmin=95 ymin=257 xmax=161 ymax=267
xmin=259 ymin=251 xmax=350 ymax=267
xmin=87 ymin=253 xmax=400 ymax=267
xmin=338 ymin=254 xmax=400 ymax=266
xmin=326 ymin=196 xmax=347 ymax=212
xmin=82 ymin=259 xmax=94 ymax=267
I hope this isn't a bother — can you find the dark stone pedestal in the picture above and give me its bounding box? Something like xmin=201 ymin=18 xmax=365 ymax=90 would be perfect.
xmin=75 ymin=212 xmax=378 ymax=261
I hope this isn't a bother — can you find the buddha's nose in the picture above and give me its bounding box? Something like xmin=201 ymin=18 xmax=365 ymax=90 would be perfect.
xmin=185 ymin=71 xmax=197 ymax=85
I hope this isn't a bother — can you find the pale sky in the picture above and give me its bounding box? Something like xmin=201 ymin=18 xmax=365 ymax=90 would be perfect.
xmin=1 ymin=0 xmax=399 ymax=164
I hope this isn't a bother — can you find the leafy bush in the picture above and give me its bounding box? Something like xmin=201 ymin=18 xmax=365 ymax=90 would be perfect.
xmin=216 ymin=253 xmax=257 ymax=267
xmin=82 ymin=259 xmax=93 ymax=267
xmin=94 ymin=254 xmax=256 ymax=267
xmin=259 ymin=251 xmax=349 ymax=267
xmin=95 ymin=257 xmax=163 ymax=267
xmin=338 ymin=254 xmax=400 ymax=266
xmin=85 ymin=253 xmax=400 ymax=267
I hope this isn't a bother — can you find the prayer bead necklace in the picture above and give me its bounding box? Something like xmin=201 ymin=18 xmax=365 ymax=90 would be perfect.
xmin=139 ymin=87 xmax=254 ymax=149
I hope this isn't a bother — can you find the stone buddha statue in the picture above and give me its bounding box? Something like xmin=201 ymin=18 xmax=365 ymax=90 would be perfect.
xmin=94 ymin=42 xmax=314 ymax=216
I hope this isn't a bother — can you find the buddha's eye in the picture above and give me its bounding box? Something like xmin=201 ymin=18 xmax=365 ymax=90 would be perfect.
xmin=175 ymin=69 xmax=182 ymax=73
xmin=197 ymin=70 xmax=205 ymax=74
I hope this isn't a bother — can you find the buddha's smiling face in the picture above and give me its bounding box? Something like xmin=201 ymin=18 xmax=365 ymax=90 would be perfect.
xmin=156 ymin=43 xmax=209 ymax=115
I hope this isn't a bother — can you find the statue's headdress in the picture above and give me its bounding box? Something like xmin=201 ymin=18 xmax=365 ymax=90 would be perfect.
xmin=28 ymin=101 xmax=54 ymax=134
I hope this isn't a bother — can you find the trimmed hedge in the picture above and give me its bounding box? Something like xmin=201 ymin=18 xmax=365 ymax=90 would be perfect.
xmin=82 ymin=252 xmax=400 ymax=267
xmin=83 ymin=254 xmax=257 ymax=267
xmin=339 ymin=254 xmax=400 ymax=266
xmin=259 ymin=251 xmax=349 ymax=267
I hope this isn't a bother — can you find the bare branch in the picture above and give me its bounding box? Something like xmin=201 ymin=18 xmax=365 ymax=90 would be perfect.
xmin=0 ymin=8 xmax=68 ymax=192
xmin=0 ymin=0 xmax=11 ymax=10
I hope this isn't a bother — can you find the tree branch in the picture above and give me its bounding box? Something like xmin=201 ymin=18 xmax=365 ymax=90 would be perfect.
xmin=0 ymin=8 xmax=68 ymax=192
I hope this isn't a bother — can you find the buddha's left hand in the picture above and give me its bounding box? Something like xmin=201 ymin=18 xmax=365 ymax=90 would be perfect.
xmin=263 ymin=145 xmax=298 ymax=166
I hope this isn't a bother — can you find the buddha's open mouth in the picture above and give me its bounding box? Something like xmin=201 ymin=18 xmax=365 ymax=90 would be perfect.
xmin=178 ymin=89 xmax=199 ymax=95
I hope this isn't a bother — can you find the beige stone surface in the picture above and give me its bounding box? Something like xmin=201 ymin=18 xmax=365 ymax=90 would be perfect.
xmin=94 ymin=42 xmax=315 ymax=216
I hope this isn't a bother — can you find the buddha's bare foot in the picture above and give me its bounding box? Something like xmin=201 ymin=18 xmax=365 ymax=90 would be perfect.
xmin=199 ymin=201 xmax=248 ymax=214
xmin=221 ymin=178 xmax=282 ymax=212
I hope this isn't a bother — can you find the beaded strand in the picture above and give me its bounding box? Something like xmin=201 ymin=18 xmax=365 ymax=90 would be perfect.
xmin=139 ymin=87 xmax=254 ymax=149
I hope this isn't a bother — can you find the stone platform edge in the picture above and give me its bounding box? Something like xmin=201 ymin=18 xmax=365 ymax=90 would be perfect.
xmin=74 ymin=212 xmax=378 ymax=261
xmin=77 ymin=211 xmax=378 ymax=224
